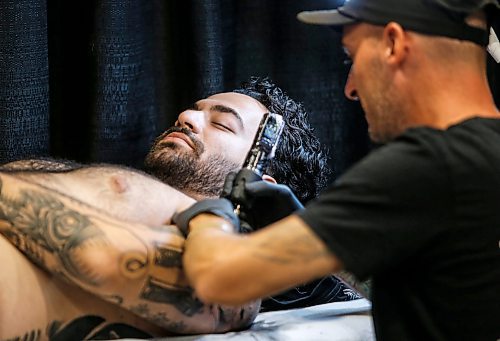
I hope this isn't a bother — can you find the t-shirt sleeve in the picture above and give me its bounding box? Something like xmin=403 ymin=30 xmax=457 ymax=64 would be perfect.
xmin=298 ymin=133 xmax=452 ymax=280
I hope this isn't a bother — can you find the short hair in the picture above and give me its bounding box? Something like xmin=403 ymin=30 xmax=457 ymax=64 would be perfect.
xmin=233 ymin=77 xmax=331 ymax=203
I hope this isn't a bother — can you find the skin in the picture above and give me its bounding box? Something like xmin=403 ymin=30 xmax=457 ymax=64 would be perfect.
xmin=156 ymin=92 xmax=270 ymax=200
xmin=181 ymin=19 xmax=499 ymax=305
xmin=0 ymin=92 xmax=270 ymax=339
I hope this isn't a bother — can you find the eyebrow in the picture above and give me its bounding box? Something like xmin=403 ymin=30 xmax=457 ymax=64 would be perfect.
xmin=193 ymin=102 xmax=245 ymax=130
xmin=211 ymin=104 xmax=243 ymax=124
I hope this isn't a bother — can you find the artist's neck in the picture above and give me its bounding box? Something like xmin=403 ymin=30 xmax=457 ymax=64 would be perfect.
xmin=404 ymin=68 xmax=499 ymax=129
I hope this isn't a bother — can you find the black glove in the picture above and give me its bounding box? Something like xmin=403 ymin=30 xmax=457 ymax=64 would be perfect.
xmin=222 ymin=169 xmax=304 ymax=230
xmin=172 ymin=198 xmax=239 ymax=236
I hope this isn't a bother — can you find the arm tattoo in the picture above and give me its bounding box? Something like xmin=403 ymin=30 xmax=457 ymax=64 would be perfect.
xmin=0 ymin=175 xmax=256 ymax=332
xmin=130 ymin=304 xmax=187 ymax=334
xmin=140 ymin=277 xmax=204 ymax=316
xmin=154 ymin=244 xmax=182 ymax=268
xmin=119 ymin=249 xmax=149 ymax=279
xmin=0 ymin=177 xmax=108 ymax=286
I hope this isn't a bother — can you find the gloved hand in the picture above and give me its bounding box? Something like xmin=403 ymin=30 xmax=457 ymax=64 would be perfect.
xmin=222 ymin=169 xmax=304 ymax=231
xmin=172 ymin=198 xmax=239 ymax=236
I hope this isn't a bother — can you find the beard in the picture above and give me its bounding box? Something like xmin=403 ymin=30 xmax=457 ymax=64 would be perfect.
xmin=363 ymin=89 xmax=405 ymax=143
xmin=360 ymin=59 xmax=407 ymax=144
xmin=144 ymin=127 xmax=240 ymax=198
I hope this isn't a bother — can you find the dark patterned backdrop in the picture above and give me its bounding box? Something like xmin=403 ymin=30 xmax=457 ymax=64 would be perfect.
xmin=1 ymin=0 xmax=499 ymax=181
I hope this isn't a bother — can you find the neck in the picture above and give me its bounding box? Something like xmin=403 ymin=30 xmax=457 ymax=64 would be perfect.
xmin=403 ymin=64 xmax=499 ymax=129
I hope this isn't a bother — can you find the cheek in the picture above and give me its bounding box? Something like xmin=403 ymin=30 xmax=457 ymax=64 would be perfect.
xmin=204 ymin=135 xmax=251 ymax=165
xmin=227 ymin=141 xmax=252 ymax=165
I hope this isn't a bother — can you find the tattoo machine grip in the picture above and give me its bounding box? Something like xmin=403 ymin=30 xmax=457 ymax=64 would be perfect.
xmin=240 ymin=112 xmax=284 ymax=177
xmin=233 ymin=112 xmax=284 ymax=215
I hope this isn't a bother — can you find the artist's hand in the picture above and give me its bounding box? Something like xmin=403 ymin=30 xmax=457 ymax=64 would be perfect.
xmin=222 ymin=170 xmax=304 ymax=231
xmin=172 ymin=198 xmax=239 ymax=236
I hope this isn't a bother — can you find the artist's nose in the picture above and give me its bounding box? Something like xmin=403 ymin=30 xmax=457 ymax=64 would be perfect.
xmin=176 ymin=109 xmax=205 ymax=134
xmin=344 ymin=68 xmax=359 ymax=101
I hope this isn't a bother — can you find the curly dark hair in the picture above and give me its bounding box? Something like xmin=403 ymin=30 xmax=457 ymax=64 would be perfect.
xmin=233 ymin=77 xmax=331 ymax=203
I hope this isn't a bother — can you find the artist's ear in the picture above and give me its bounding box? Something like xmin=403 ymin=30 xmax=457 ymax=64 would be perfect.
xmin=382 ymin=22 xmax=408 ymax=65
xmin=262 ymin=174 xmax=277 ymax=184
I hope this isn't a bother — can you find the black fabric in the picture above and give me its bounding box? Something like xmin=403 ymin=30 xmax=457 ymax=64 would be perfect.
xmin=337 ymin=0 xmax=495 ymax=45
xmin=0 ymin=0 xmax=50 ymax=161
xmin=222 ymin=170 xmax=304 ymax=231
xmin=261 ymin=275 xmax=363 ymax=312
xmin=299 ymin=117 xmax=500 ymax=340
xmin=0 ymin=0 xmax=372 ymax=179
xmin=172 ymin=198 xmax=239 ymax=236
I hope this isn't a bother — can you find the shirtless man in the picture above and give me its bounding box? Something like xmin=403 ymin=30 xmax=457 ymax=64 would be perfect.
xmin=0 ymin=77 xmax=333 ymax=340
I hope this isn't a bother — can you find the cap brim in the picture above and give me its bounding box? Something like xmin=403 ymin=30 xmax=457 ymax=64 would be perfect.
xmin=297 ymin=9 xmax=356 ymax=26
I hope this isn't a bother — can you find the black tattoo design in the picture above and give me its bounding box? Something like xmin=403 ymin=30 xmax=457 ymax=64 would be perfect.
xmin=154 ymin=244 xmax=182 ymax=268
xmin=4 ymin=316 xmax=152 ymax=341
xmin=140 ymin=277 xmax=204 ymax=316
xmin=130 ymin=304 xmax=187 ymax=333
xmin=119 ymin=249 xmax=149 ymax=279
xmin=47 ymin=316 xmax=152 ymax=340
xmin=3 ymin=329 xmax=41 ymax=341
xmin=0 ymin=177 xmax=109 ymax=286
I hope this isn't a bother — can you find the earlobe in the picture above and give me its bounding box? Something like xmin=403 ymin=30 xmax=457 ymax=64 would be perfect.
xmin=262 ymin=174 xmax=277 ymax=184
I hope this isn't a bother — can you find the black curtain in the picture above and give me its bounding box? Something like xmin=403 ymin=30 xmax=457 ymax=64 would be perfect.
xmin=1 ymin=0 xmax=499 ymax=180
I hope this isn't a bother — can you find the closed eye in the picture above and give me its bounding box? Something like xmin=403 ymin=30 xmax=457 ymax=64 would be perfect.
xmin=212 ymin=121 xmax=234 ymax=133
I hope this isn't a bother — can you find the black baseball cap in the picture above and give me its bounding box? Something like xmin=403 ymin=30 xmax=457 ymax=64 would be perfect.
xmin=297 ymin=0 xmax=500 ymax=46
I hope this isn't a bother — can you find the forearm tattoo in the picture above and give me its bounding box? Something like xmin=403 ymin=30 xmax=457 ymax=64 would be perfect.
xmin=130 ymin=304 xmax=187 ymax=334
xmin=154 ymin=244 xmax=183 ymax=268
xmin=140 ymin=277 xmax=203 ymax=316
xmin=0 ymin=178 xmax=106 ymax=286
xmin=0 ymin=175 xmax=254 ymax=332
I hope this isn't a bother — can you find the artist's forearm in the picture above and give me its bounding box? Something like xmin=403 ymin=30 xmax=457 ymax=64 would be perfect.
xmin=182 ymin=215 xmax=247 ymax=302
xmin=0 ymin=173 xmax=256 ymax=333
xmin=184 ymin=214 xmax=340 ymax=306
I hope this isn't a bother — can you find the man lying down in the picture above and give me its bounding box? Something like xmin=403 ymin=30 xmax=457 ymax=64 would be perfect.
xmin=0 ymin=78 xmax=362 ymax=340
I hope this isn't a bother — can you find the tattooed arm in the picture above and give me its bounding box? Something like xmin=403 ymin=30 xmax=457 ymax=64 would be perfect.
xmin=0 ymin=170 xmax=260 ymax=334
xmin=183 ymin=214 xmax=341 ymax=305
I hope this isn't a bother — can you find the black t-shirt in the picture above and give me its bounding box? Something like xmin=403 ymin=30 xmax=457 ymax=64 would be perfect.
xmin=299 ymin=118 xmax=500 ymax=341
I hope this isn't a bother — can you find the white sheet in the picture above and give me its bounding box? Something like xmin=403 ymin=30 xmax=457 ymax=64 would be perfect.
xmin=121 ymin=298 xmax=374 ymax=341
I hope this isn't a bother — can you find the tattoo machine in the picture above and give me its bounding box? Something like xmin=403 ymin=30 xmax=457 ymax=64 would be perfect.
xmin=232 ymin=112 xmax=285 ymax=215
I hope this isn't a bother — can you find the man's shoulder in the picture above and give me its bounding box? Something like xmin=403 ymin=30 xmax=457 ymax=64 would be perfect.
xmin=362 ymin=117 xmax=500 ymax=171
xmin=0 ymin=157 xmax=159 ymax=182
xmin=333 ymin=128 xmax=452 ymax=198
xmin=0 ymin=157 xmax=86 ymax=173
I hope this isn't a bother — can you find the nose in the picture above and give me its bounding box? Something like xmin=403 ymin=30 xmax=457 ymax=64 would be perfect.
xmin=176 ymin=109 xmax=205 ymax=134
xmin=344 ymin=68 xmax=359 ymax=101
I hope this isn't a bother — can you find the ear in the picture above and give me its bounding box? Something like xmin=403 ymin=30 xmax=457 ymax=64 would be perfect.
xmin=262 ymin=174 xmax=277 ymax=184
xmin=382 ymin=22 xmax=408 ymax=65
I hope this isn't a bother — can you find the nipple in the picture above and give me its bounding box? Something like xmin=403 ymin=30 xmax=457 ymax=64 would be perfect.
xmin=109 ymin=175 xmax=129 ymax=194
